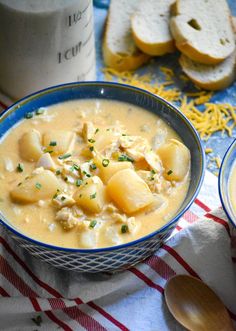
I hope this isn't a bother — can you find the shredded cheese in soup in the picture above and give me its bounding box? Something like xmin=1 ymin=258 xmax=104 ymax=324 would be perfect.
xmin=0 ymin=100 xmax=190 ymax=248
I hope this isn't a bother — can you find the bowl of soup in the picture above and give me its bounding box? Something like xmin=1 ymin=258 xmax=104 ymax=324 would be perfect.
xmin=0 ymin=82 xmax=205 ymax=272
xmin=219 ymin=139 xmax=236 ymax=228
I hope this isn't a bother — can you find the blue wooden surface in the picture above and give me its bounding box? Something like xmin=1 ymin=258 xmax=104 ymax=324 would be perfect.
xmin=93 ymin=1 xmax=236 ymax=173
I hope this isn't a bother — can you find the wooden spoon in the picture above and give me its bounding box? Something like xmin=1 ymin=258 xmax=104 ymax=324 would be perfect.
xmin=164 ymin=275 xmax=235 ymax=331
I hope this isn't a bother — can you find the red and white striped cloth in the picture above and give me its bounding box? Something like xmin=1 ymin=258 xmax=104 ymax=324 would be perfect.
xmin=0 ymin=98 xmax=236 ymax=330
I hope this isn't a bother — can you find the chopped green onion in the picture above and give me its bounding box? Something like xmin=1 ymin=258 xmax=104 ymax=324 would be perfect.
xmin=89 ymin=220 xmax=97 ymax=228
xmin=121 ymin=224 xmax=128 ymax=234
xmin=61 ymin=196 xmax=66 ymax=201
xmin=16 ymin=163 xmax=24 ymax=172
xmin=88 ymin=138 xmax=95 ymax=143
xmin=79 ymin=194 xmax=82 ymax=198
xmin=89 ymin=146 xmax=94 ymax=152
xmin=122 ymin=133 xmax=127 ymax=136
xmin=56 ymin=169 xmax=61 ymax=175
xmin=58 ymin=153 xmax=71 ymax=160
xmin=75 ymin=179 xmax=83 ymax=187
xmin=95 ymin=128 xmax=99 ymax=134
xmin=167 ymin=170 xmax=173 ymax=175
xmin=102 ymin=159 xmax=109 ymax=167
xmin=73 ymin=164 xmax=80 ymax=171
xmin=25 ymin=112 xmax=33 ymax=119
xmin=83 ymin=170 xmax=91 ymax=177
xmin=64 ymin=176 xmax=68 ymax=182
xmin=17 ymin=182 xmax=22 ymax=186
xmin=53 ymin=192 xmax=58 ymax=199
xmin=118 ymin=154 xmax=134 ymax=163
xmin=44 ymin=149 xmax=53 ymax=154
xmin=90 ymin=163 xmax=97 ymax=170
xmin=49 ymin=141 xmax=57 ymax=146
xmin=35 ymin=182 xmax=42 ymax=190
xmin=35 ymin=108 xmax=45 ymax=115
xmin=90 ymin=192 xmax=96 ymax=199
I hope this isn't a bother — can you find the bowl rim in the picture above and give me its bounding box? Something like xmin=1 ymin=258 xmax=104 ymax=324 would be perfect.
xmin=218 ymin=138 xmax=236 ymax=228
xmin=0 ymin=81 xmax=205 ymax=253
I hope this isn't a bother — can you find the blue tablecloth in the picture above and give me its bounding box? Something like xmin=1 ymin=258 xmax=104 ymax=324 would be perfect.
xmin=93 ymin=0 xmax=236 ymax=174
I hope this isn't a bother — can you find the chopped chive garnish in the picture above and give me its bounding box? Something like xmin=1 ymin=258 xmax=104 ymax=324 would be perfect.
xmin=79 ymin=194 xmax=82 ymax=198
xmin=44 ymin=149 xmax=53 ymax=154
xmin=64 ymin=176 xmax=68 ymax=182
xmin=122 ymin=133 xmax=127 ymax=136
xmin=36 ymin=108 xmax=45 ymax=115
xmin=25 ymin=112 xmax=33 ymax=119
xmin=150 ymin=169 xmax=156 ymax=174
xmin=49 ymin=141 xmax=57 ymax=146
xmin=56 ymin=169 xmax=61 ymax=175
xmin=16 ymin=163 xmax=24 ymax=172
xmin=53 ymin=192 xmax=58 ymax=199
xmin=89 ymin=220 xmax=97 ymax=228
xmin=121 ymin=224 xmax=128 ymax=234
xmin=88 ymin=138 xmax=95 ymax=143
xmin=95 ymin=128 xmax=99 ymax=134
xmin=75 ymin=179 xmax=83 ymax=186
xmin=58 ymin=153 xmax=71 ymax=160
xmin=118 ymin=154 xmax=134 ymax=163
xmin=90 ymin=192 xmax=97 ymax=199
xmin=102 ymin=159 xmax=109 ymax=167
xmin=90 ymin=163 xmax=97 ymax=170
xmin=89 ymin=146 xmax=94 ymax=152
xmin=167 ymin=170 xmax=173 ymax=175
xmin=35 ymin=182 xmax=42 ymax=190
xmin=75 ymin=179 xmax=83 ymax=187
xmin=31 ymin=315 xmax=42 ymax=327
xmin=83 ymin=170 xmax=91 ymax=177
xmin=73 ymin=164 xmax=80 ymax=171
xmin=17 ymin=182 xmax=22 ymax=186
xmin=61 ymin=196 xmax=66 ymax=201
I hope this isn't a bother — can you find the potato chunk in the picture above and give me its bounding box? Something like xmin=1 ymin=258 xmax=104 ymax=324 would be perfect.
xmin=157 ymin=139 xmax=190 ymax=181
xmin=73 ymin=176 xmax=105 ymax=214
xmin=19 ymin=129 xmax=42 ymax=161
xmin=107 ymin=169 xmax=154 ymax=214
xmin=43 ymin=131 xmax=75 ymax=155
xmin=11 ymin=169 xmax=62 ymax=203
xmin=97 ymin=160 xmax=132 ymax=184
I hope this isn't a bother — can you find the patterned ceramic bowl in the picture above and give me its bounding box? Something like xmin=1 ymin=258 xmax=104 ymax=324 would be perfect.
xmin=0 ymin=82 xmax=205 ymax=272
xmin=219 ymin=139 xmax=236 ymax=228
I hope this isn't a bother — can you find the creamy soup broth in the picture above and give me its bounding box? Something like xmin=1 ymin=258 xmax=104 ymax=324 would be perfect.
xmin=0 ymin=100 xmax=190 ymax=248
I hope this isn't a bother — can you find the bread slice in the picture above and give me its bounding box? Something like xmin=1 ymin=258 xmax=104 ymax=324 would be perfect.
xmin=179 ymin=51 xmax=236 ymax=90
xmin=170 ymin=0 xmax=235 ymax=64
xmin=131 ymin=0 xmax=175 ymax=56
xmin=103 ymin=0 xmax=150 ymax=71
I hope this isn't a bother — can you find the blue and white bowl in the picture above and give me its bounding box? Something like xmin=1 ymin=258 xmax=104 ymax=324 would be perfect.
xmin=219 ymin=139 xmax=236 ymax=228
xmin=0 ymin=82 xmax=205 ymax=272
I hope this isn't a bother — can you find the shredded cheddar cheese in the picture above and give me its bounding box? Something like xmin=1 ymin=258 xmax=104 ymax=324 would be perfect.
xmin=102 ymin=67 xmax=236 ymax=141
xmin=205 ymin=148 xmax=213 ymax=154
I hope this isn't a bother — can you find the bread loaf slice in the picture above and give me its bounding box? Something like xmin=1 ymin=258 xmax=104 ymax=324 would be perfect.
xmin=170 ymin=0 xmax=235 ymax=64
xmin=131 ymin=0 xmax=175 ymax=56
xmin=103 ymin=0 xmax=150 ymax=71
xmin=179 ymin=51 xmax=236 ymax=91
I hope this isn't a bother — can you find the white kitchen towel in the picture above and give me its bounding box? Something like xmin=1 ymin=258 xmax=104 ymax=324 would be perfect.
xmin=0 ymin=170 xmax=236 ymax=331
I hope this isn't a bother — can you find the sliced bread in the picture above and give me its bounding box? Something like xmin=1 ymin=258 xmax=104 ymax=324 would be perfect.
xmin=179 ymin=51 xmax=236 ymax=90
xmin=170 ymin=0 xmax=235 ymax=64
xmin=103 ymin=0 xmax=150 ymax=71
xmin=131 ymin=0 xmax=175 ymax=56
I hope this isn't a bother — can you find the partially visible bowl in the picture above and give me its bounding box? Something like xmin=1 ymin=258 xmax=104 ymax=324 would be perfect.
xmin=0 ymin=82 xmax=205 ymax=272
xmin=219 ymin=139 xmax=236 ymax=228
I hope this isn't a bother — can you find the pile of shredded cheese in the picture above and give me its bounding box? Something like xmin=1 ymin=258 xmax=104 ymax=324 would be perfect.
xmin=102 ymin=67 xmax=236 ymax=141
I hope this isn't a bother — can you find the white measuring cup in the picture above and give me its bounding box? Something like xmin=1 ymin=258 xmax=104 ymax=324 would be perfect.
xmin=0 ymin=0 xmax=96 ymax=100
